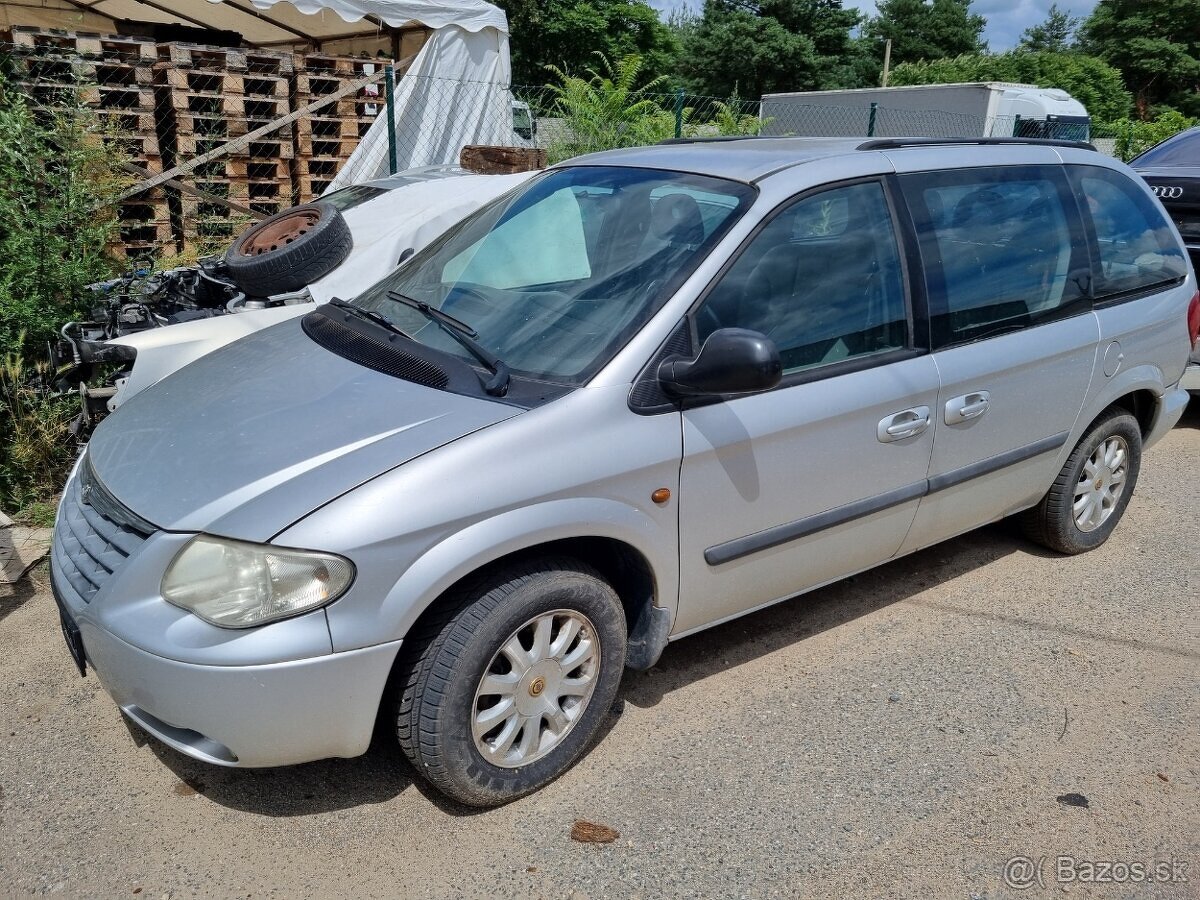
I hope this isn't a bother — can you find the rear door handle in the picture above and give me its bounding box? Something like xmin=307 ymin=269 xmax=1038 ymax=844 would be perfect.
xmin=877 ymin=406 xmax=930 ymax=443
xmin=945 ymin=391 xmax=990 ymax=425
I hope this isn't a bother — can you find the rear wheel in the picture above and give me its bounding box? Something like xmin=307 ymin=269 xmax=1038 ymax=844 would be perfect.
xmin=1021 ymin=409 xmax=1142 ymax=554
xmin=394 ymin=558 xmax=626 ymax=807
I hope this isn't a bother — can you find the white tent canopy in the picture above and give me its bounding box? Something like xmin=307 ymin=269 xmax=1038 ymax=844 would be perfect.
xmin=210 ymin=2 xmax=515 ymax=184
xmin=24 ymin=0 xmax=515 ymax=188
xmin=40 ymin=0 xmax=505 ymax=50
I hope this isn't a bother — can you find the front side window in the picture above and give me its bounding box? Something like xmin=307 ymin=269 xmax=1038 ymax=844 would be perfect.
xmin=901 ymin=166 xmax=1090 ymax=349
xmin=694 ymin=181 xmax=909 ymax=374
xmin=1069 ymin=166 xmax=1188 ymax=299
xmin=352 ymin=166 xmax=754 ymax=383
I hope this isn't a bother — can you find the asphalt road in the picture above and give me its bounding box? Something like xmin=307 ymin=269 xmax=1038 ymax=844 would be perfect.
xmin=1 ymin=404 xmax=1197 ymax=899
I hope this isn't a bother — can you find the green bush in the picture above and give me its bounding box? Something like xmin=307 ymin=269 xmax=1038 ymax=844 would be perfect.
xmin=0 ymin=72 xmax=124 ymax=517
xmin=0 ymin=351 xmax=78 ymax=519
xmin=0 ymin=74 xmax=123 ymax=362
xmin=1107 ymin=109 xmax=1198 ymax=161
xmin=544 ymin=53 xmax=675 ymax=163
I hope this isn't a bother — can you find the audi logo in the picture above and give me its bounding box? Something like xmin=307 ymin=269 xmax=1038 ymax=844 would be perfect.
xmin=1152 ymin=185 xmax=1185 ymax=199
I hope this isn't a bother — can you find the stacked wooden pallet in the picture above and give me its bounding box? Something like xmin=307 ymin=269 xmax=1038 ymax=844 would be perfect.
xmin=4 ymin=26 xmax=171 ymax=260
xmin=153 ymin=42 xmax=297 ymax=253
xmin=292 ymin=53 xmax=386 ymax=202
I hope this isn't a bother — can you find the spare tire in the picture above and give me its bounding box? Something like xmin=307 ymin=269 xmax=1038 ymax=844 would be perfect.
xmin=224 ymin=202 xmax=352 ymax=297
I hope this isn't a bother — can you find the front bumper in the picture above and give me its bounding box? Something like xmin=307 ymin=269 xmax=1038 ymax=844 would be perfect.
xmin=81 ymin=619 xmax=401 ymax=767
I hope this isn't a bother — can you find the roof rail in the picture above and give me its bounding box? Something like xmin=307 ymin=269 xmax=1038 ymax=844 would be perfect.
xmin=658 ymin=136 xmax=770 ymax=145
xmin=857 ymin=137 xmax=1096 ymax=152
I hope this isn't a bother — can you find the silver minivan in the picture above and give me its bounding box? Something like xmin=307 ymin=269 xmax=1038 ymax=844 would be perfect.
xmin=51 ymin=137 xmax=1199 ymax=806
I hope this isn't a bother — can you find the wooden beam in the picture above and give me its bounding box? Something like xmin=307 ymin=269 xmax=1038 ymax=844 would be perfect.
xmin=118 ymin=161 xmax=268 ymax=221
xmin=114 ymin=57 xmax=414 ymax=201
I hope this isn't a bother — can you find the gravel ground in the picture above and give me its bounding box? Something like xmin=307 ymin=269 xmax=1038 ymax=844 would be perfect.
xmin=1 ymin=405 xmax=1197 ymax=899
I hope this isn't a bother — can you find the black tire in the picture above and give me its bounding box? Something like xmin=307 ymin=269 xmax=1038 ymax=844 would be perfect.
xmin=394 ymin=558 xmax=627 ymax=807
xmin=224 ymin=202 xmax=352 ymax=297
xmin=1021 ymin=409 xmax=1142 ymax=554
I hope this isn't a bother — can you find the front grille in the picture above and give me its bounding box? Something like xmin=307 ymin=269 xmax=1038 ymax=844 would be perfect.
xmin=52 ymin=461 xmax=154 ymax=605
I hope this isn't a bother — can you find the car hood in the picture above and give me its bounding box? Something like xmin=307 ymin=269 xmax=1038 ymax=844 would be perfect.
xmin=87 ymin=318 xmax=519 ymax=541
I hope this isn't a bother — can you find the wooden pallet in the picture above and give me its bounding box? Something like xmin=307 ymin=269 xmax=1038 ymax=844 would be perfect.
xmin=294 ymin=53 xmax=383 ymax=78
xmin=292 ymin=156 xmax=345 ymax=178
xmin=158 ymin=42 xmax=294 ymax=77
xmin=294 ymin=134 xmax=360 ymax=159
xmin=190 ymin=157 xmax=291 ymax=182
xmin=291 ymin=94 xmax=383 ymax=120
xmin=164 ymin=92 xmax=291 ymax=120
xmin=174 ymin=133 xmax=295 ymax=159
xmin=295 ymin=174 xmax=336 ymax=202
xmin=155 ymin=67 xmax=290 ymax=99
xmin=8 ymin=27 xmax=157 ymax=64
xmin=295 ymin=114 xmax=376 ymax=140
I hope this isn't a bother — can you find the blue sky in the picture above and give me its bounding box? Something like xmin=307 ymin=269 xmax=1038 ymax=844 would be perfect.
xmin=648 ymin=1 xmax=1100 ymax=52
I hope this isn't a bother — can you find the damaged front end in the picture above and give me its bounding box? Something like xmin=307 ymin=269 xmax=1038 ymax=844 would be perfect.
xmin=51 ymin=257 xmax=312 ymax=440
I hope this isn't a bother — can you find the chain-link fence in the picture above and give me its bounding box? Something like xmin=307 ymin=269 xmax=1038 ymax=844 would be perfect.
xmin=0 ymin=24 xmax=1180 ymax=262
xmin=1 ymin=27 xmax=395 ymax=262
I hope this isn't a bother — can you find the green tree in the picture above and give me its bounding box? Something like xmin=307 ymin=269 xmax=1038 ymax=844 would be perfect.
xmin=1078 ymin=0 xmax=1200 ymax=118
xmin=497 ymin=0 xmax=679 ymax=86
xmin=1018 ymin=3 xmax=1080 ymax=52
xmin=679 ymin=0 xmax=861 ymax=98
xmin=865 ymin=0 xmax=987 ymax=66
xmin=889 ymin=51 xmax=1132 ymax=123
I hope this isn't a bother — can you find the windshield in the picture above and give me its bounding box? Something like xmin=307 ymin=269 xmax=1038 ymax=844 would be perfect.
xmin=1132 ymin=128 xmax=1200 ymax=167
xmin=351 ymin=165 xmax=755 ymax=383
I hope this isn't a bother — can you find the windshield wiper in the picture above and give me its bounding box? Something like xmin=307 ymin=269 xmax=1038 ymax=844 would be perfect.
xmin=387 ymin=290 xmax=510 ymax=396
xmin=328 ymin=297 xmax=411 ymax=339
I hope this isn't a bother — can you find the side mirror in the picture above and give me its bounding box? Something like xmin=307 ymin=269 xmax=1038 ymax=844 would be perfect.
xmin=658 ymin=328 xmax=782 ymax=398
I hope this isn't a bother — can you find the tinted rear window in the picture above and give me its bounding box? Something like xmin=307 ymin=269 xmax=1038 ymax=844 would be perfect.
xmin=1069 ymin=166 xmax=1189 ymax=299
xmin=900 ymin=166 xmax=1090 ymax=348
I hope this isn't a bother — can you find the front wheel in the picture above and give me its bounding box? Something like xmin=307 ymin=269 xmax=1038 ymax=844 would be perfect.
xmin=394 ymin=559 xmax=627 ymax=807
xmin=1021 ymin=409 xmax=1142 ymax=554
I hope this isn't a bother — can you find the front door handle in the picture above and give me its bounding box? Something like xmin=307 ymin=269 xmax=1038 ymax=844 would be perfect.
xmin=877 ymin=406 xmax=930 ymax=443
xmin=945 ymin=391 xmax=991 ymax=425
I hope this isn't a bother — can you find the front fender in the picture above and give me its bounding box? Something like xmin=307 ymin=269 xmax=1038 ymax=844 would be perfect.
xmin=325 ymin=498 xmax=678 ymax=653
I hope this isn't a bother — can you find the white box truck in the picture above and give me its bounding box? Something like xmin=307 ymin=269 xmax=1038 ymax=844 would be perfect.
xmin=760 ymin=82 xmax=1090 ymax=141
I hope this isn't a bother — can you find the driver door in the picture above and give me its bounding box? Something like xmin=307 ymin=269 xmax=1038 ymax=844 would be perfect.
xmin=674 ymin=179 xmax=940 ymax=636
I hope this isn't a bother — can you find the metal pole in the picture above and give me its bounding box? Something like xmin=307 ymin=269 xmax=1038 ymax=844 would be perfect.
xmin=868 ymin=102 xmax=878 ymax=137
xmin=674 ymin=89 xmax=684 ymax=139
xmin=385 ymin=63 xmax=398 ymax=175
xmin=1013 ymin=114 xmax=1022 ymax=138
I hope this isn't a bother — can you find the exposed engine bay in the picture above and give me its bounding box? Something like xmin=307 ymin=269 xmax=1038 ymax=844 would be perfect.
xmin=51 ymin=258 xmax=313 ymax=438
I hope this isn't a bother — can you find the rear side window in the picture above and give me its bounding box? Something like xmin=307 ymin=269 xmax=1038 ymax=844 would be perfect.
xmin=1068 ymin=166 xmax=1188 ymax=300
xmin=900 ymin=166 xmax=1090 ymax=349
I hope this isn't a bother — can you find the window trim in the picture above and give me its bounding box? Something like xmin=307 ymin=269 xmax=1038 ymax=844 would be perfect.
xmin=898 ymin=164 xmax=1093 ymax=353
xmin=681 ymin=175 xmax=921 ymax=396
xmin=1066 ymin=163 xmax=1190 ymax=308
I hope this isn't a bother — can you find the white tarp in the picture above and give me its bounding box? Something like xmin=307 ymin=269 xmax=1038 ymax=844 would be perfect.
xmin=226 ymin=2 xmax=515 ymax=189
xmin=327 ymin=24 xmax=513 ymax=188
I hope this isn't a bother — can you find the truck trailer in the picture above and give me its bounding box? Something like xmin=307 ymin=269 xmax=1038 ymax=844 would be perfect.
xmin=760 ymin=82 xmax=1090 ymax=141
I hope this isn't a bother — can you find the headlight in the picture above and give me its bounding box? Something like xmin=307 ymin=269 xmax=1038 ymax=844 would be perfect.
xmin=161 ymin=536 xmax=354 ymax=628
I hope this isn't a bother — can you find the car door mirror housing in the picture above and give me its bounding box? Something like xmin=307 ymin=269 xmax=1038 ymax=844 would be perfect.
xmin=658 ymin=328 xmax=783 ymax=398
